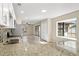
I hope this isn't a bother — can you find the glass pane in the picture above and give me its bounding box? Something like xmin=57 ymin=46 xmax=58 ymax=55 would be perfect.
xmin=58 ymin=23 xmax=64 ymax=36
xmin=67 ymin=20 xmax=76 ymax=38
xmin=57 ymin=18 xmax=76 ymax=39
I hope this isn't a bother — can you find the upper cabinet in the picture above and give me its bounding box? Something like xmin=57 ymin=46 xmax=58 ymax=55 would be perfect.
xmin=0 ymin=3 xmax=3 ymax=26
xmin=8 ymin=3 xmax=15 ymax=28
xmin=0 ymin=3 xmax=16 ymax=28
xmin=3 ymin=3 xmax=9 ymax=26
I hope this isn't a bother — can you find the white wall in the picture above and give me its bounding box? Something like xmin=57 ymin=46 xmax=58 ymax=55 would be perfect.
xmin=13 ymin=24 xmax=23 ymax=36
xmin=33 ymin=19 xmax=52 ymax=42
xmin=40 ymin=20 xmax=48 ymax=41
xmin=51 ymin=10 xmax=79 ymax=54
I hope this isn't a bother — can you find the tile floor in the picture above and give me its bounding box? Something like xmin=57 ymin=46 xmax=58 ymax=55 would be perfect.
xmin=0 ymin=35 xmax=77 ymax=56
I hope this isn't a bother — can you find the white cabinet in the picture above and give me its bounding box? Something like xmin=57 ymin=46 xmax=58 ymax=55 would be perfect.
xmin=0 ymin=3 xmax=4 ymax=26
xmin=8 ymin=4 xmax=15 ymax=28
xmin=0 ymin=3 xmax=15 ymax=28
xmin=3 ymin=3 xmax=9 ymax=26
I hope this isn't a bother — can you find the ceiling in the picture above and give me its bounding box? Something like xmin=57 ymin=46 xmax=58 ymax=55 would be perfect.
xmin=13 ymin=3 xmax=79 ymax=24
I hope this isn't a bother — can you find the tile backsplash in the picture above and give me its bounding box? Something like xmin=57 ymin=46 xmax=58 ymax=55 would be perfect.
xmin=0 ymin=28 xmax=12 ymax=43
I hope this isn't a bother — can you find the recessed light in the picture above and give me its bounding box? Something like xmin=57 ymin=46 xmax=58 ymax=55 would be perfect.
xmin=17 ymin=3 xmax=21 ymax=6
xmin=21 ymin=10 xmax=24 ymax=14
xmin=41 ymin=10 xmax=47 ymax=13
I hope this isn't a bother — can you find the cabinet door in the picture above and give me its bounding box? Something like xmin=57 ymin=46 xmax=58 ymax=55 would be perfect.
xmin=3 ymin=3 xmax=9 ymax=26
xmin=0 ymin=4 xmax=2 ymax=25
xmin=8 ymin=4 xmax=15 ymax=28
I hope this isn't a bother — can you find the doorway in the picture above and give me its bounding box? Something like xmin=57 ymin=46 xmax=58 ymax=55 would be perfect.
xmin=35 ymin=25 xmax=40 ymax=37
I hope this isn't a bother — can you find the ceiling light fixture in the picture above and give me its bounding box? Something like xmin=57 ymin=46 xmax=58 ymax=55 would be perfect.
xmin=41 ymin=10 xmax=47 ymax=13
xmin=17 ymin=3 xmax=21 ymax=6
xmin=21 ymin=10 xmax=24 ymax=14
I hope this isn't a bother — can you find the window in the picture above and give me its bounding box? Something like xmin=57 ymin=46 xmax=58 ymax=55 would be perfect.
xmin=56 ymin=18 xmax=77 ymax=40
xmin=35 ymin=25 xmax=40 ymax=36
